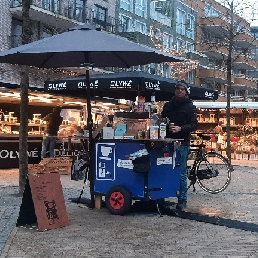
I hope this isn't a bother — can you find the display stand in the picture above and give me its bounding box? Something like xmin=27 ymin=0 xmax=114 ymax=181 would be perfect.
xmin=17 ymin=173 xmax=69 ymax=231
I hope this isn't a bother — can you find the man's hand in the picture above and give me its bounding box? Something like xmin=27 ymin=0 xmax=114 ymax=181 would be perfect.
xmin=169 ymin=125 xmax=182 ymax=133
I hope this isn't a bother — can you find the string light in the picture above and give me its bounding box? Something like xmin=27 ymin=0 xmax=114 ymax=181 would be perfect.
xmin=150 ymin=23 xmax=199 ymax=80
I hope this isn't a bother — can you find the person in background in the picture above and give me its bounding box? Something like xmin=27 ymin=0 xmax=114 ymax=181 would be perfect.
xmin=41 ymin=106 xmax=63 ymax=159
xmin=213 ymin=121 xmax=224 ymax=152
xmin=161 ymin=80 xmax=198 ymax=210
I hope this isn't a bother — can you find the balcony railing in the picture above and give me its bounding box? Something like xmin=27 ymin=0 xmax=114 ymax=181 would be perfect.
xmin=10 ymin=0 xmax=125 ymax=34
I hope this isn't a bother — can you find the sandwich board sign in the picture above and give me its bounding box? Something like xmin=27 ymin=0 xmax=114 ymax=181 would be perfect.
xmin=17 ymin=173 xmax=69 ymax=231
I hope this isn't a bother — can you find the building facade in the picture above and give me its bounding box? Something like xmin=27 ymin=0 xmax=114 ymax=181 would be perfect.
xmin=0 ymin=0 xmax=257 ymax=102
xmin=183 ymin=0 xmax=258 ymax=101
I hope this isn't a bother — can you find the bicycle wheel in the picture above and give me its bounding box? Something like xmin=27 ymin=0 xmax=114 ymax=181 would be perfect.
xmin=196 ymin=152 xmax=231 ymax=194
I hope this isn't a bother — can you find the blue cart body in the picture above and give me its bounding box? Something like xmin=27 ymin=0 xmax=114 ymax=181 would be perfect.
xmin=94 ymin=140 xmax=181 ymax=201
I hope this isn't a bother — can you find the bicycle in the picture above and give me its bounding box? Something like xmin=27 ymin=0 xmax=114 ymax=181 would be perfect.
xmin=187 ymin=133 xmax=232 ymax=194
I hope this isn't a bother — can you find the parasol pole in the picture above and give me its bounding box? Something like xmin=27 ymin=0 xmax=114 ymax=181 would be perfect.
xmin=83 ymin=59 xmax=95 ymax=207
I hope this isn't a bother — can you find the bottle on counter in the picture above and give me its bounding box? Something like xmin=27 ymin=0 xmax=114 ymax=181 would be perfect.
xmin=159 ymin=122 xmax=166 ymax=140
xmin=149 ymin=113 xmax=159 ymax=139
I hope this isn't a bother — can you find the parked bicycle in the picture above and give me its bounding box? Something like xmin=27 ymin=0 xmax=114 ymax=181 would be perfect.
xmin=187 ymin=133 xmax=231 ymax=194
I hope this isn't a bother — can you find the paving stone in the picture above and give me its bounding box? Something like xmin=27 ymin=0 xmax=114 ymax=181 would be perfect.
xmin=1 ymin=164 xmax=258 ymax=257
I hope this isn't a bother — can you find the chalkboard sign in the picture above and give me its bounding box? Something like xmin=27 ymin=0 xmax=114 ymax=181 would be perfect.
xmin=17 ymin=173 xmax=69 ymax=231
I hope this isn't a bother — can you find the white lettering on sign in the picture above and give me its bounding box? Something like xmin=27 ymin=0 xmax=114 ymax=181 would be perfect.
xmin=157 ymin=157 xmax=172 ymax=165
xmin=110 ymin=80 xmax=132 ymax=88
xmin=47 ymin=82 xmax=67 ymax=91
xmin=78 ymin=80 xmax=98 ymax=89
xmin=117 ymin=159 xmax=133 ymax=169
xmin=145 ymin=81 xmax=161 ymax=90
xmin=205 ymin=91 xmax=214 ymax=99
xmin=0 ymin=150 xmax=39 ymax=159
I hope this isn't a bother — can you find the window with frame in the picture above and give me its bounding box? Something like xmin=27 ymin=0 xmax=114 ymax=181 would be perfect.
xmin=204 ymin=5 xmax=220 ymax=17
xmin=119 ymin=15 xmax=132 ymax=32
xmin=176 ymin=38 xmax=185 ymax=53
xmin=94 ymin=5 xmax=106 ymax=22
xmin=185 ymin=70 xmax=195 ymax=84
xmin=135 ymin=0 xmax=147 ymax=18
xmin=186 ymin=42 xmax=194 ymax=52
xmin=163 ymin=63 xmax=171 ymax=78
xmin=163 ymin=33 xmax=173 ymax=51
xmin=135 ymin=20 xmax=146 ymax=34
xmin=176 ymin=9 xmax=186 ymax=36
xmin=121 ymin=0 xmax=132 ymax=12
xmin=186 ymin=13 xmax=195 ymax=40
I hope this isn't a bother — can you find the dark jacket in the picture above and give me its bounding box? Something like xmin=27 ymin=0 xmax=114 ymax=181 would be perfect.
xmin=161 ymin=96 xmax=198 ymax=145
xmin=43 ymin=112 xmax=63 ymax=136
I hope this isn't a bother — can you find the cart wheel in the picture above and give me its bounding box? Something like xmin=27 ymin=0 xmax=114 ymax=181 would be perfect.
xmin=105 ymin=186 xmax=132 ymax=215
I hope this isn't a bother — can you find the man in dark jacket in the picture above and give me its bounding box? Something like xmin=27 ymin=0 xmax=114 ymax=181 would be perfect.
xmin=41 ymin=106 xmax=63 ymax=159
xmin=161 ymin=80 xmax=197 ymax=210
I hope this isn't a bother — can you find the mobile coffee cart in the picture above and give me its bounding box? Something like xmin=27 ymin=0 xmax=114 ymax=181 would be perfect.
xmin=44 ymin=72 xmax=218 ymax=215
xmin=93 ymin=138 xmax=181 ymax=215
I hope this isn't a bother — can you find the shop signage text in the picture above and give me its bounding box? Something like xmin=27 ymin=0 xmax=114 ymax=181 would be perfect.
xmin=77 ymin=80 xmax=98 ymax=89
xmin=0 ymin=150 xmax=39 ymax=159
xmin=145 ymin=81 xmax=161 ymax=90
xmin=205 ymin=91 xmax=215 ymax=99
xmin=47 ymin=82 xmax=67 ymax=91
xmin=110 ymin=80 xmax=133 ymax=88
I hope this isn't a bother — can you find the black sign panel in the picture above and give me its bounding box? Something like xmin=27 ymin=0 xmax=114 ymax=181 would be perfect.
xmin=0 ymin=140 xmax=42 ymax=168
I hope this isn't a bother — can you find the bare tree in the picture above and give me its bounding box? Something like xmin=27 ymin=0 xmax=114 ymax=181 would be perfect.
xmin=185 ymin=0 xmax=258 ymax=164
xmin=214 ymin=0 xmax=258 ymax=163
xmin=19 ymin=0 xmax=32 ymax=193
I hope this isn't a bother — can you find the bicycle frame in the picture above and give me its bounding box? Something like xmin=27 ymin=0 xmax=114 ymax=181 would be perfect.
xmin=187 ymin=142 xmax=206 ymax=191
xmin=187 ymin=133 xmax=231 ymax=194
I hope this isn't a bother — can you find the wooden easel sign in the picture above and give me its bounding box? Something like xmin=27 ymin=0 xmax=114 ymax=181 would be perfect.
xmin=17 ymin=173 xmax=69 ymax=231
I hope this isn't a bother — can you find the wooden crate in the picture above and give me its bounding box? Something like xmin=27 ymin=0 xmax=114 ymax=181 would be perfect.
xmin=28 ymin=164 xmax=57 ymax=174
xmin=29 ymin=157 xmax=73 ymax=175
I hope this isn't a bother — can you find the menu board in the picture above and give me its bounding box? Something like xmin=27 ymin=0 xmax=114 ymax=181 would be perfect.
xmin=18 ymin=173 xmax=69 ymax=231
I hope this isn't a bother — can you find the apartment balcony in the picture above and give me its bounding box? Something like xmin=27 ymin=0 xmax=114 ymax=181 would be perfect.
xmin=233 ymin=74 xmax=257 ymax=88
xmin=234 ymin=33 xmax=258 ymax=49
xmin=10 ymin=0 xmax=82 ymax=30
xmin=198 ymin=44 xmax=228 ymax=60
xmin=198 ymin=66 xmax=228 ymax=84
xmin=10 ymin=0 xmax=117 ymax=33
xmin=199 ymin=17 xmax=230 ymax=37
xmin=233 ymin=55 xmax=258 ymax=70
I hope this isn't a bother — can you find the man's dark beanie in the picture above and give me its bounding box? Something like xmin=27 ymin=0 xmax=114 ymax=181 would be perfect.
xmin=175 ymin=80 xmax=190 ymax=94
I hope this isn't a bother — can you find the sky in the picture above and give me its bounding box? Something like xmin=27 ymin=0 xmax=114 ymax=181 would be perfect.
xmin=216 ymin=0 xmax=258 ymax=26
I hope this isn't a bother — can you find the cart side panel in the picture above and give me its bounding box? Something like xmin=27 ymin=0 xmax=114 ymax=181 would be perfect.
xmin=147 ymin=148 xmax=181 ymax=200
xmin=94 ymin=142 xmax=146 ymax=198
